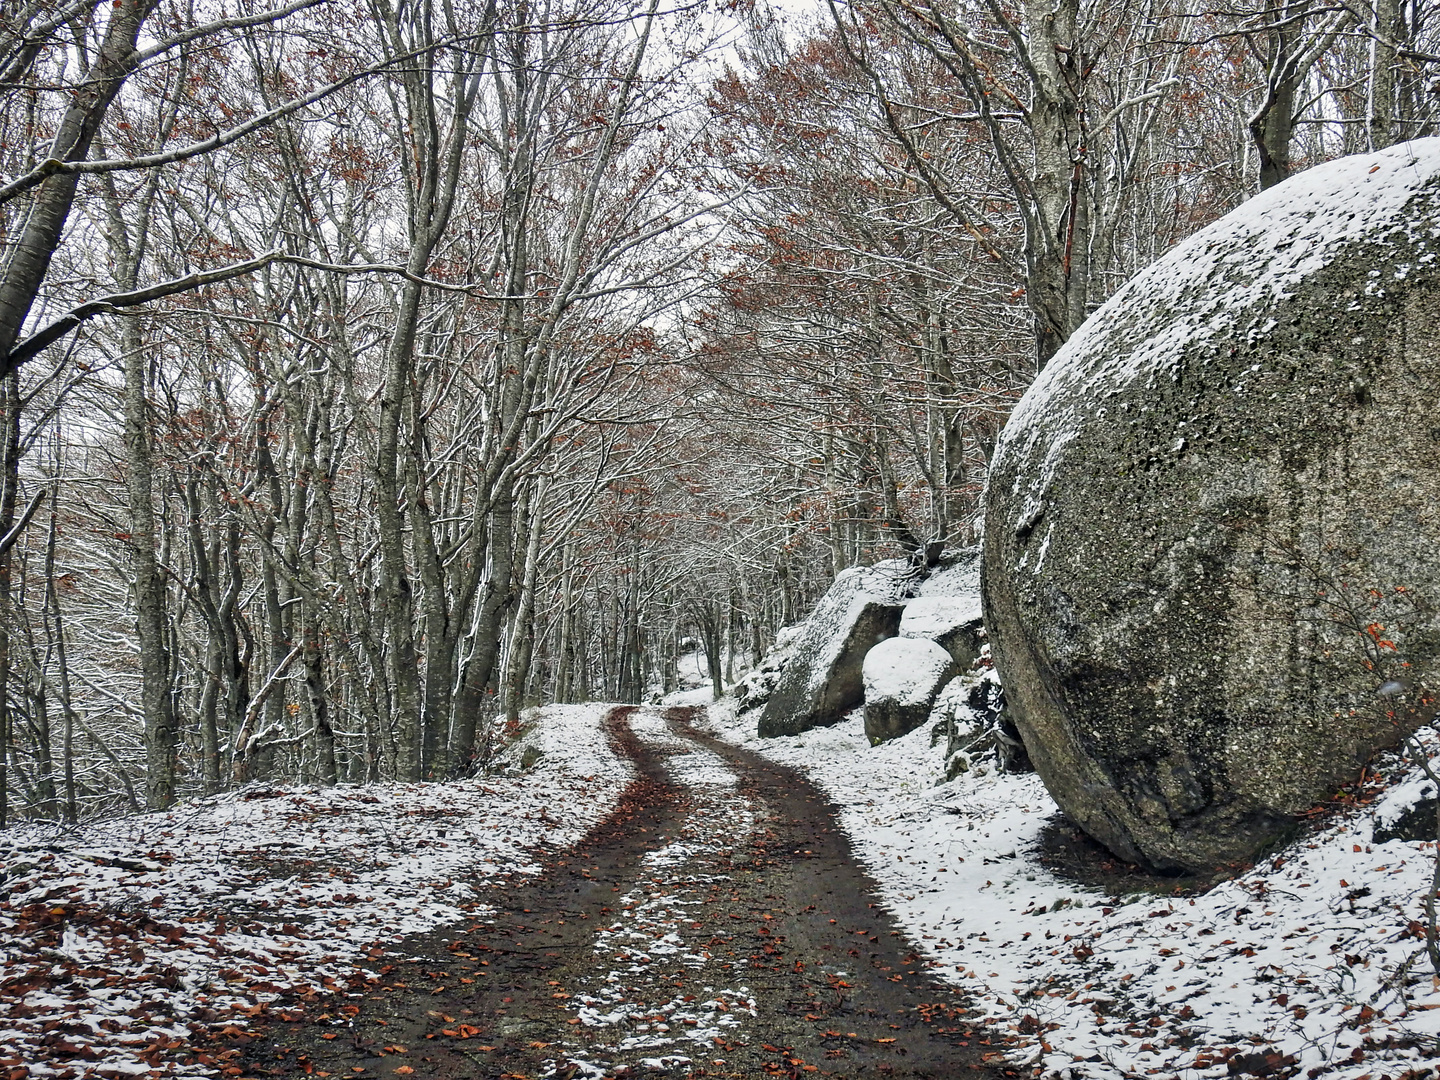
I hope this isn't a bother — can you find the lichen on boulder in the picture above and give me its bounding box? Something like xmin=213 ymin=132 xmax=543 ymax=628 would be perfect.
xmin=983 ymin=140 xmax=1440 ymax=873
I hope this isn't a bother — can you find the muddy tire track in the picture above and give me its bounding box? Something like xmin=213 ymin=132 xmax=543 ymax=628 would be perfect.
xmin=235 ymin=705 xmax=1015 ymax=1079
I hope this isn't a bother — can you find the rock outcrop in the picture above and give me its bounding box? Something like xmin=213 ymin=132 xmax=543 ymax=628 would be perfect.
xmin=983 ymin=141 xmax=1440 ymax=873
xmin=899 ymin=595 xmax=984 ymax=669
xmin=735 ymin=625 xmax=804 ymax=715
xmin=862 ymin=637 xmax=957 ymax=743
xmin=757 ymin=567 xmax=905 ymax=738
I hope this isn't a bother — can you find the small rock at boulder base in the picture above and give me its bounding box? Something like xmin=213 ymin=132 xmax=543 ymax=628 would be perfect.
xmin=757 ymin=566 xmax=905 ymax=738
xmin=862 ymin=637 xmax=957 ymax=743
xmin=982 ymin=139 xmax=1440 ymax=873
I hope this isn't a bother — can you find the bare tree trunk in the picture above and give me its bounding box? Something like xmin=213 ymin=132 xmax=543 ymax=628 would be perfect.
xmin=45 ymin=484 xmax=78 ymax=823
xmin=1022 ymin=0 xmax=1089 ymax=364
xmin=1369 ymin=0 xmax=1401 ymax=149
xmin=555 ymin=543 xmax=574 ymax=703
xmin=0 ymin=372 xmax=18 ymax=825
xmin=406 ymin=411 xmax=451 ymax=779
xmin=1252 ymin=70 xmax=1297 ymax=190
xmin=29 ymin=522 xmax=56 ymax=819
xmin=95 ymin=153 xmax=179 ymax=810
xmin=1249 ymin=2 xmax=1350 ymax=190
xmin=0 ymin=0 xmax=159 ymax=372
xmin=368 ymin=0 xmax=491 ymax=780
xmin=125 ymin=330 xmax=177 ymax=808
xmin=503 ymin=479 xmax=548 ymax=728
xmin=452 ymin=488 xmax=514 ymax=753
xmin=303 ymin=608 xmax=338 ymax=785
xmin=185 ymin=474 xmax=224 ymax=788
xmin=374 ymin=273 xmax=426 ymax=779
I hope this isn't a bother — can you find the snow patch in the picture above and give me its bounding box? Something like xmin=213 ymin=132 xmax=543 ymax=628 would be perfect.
xmin=862 ymin=637 xmax=954 ymax=705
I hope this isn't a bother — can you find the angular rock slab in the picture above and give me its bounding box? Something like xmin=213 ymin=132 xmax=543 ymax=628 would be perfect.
xmin=757 ymin=568 xmax=904 ymax=738
xmin=862 ymin=637 xmax=958 ymax=743
xmin=983 ymin=140 xmax=1440 ymax=873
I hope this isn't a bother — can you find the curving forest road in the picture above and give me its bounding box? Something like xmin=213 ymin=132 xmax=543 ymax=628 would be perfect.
xmin=237 ymin=705 xmax=1016 ymax=1079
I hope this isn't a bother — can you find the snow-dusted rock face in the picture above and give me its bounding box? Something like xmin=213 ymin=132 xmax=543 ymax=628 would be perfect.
xmin=899 ymin=595 xmax=984 ymax=669
xmin=756 ymin=566 xmax=905 ymax=738
xmin=862 ymin=637 xmax=957 ymax=743
xmin=983 ymin=140 xmax=1440 ymax=873
xmin=735 ymin=624 xmax=804 ymax=714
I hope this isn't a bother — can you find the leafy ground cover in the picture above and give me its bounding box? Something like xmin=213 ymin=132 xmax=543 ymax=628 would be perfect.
xmin=0 ymin=705 xmax=628 ymax=1079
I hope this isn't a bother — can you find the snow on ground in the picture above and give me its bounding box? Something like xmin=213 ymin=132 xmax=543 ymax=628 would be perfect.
xmin=553 ymin=709 xmax=759 ymax=1079
xmin=0 ymin=704 xmax=629 ymax=1080
xmin=702 ymin=695 xmax=1440 ymax=1079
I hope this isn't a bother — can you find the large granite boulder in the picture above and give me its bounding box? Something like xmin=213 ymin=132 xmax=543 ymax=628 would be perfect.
xmin=735 ymin=624 xmax=804 ymax=714
xmin=983 ymin=140 xmax=1440 ymax=873
xmin=757 ymin=567 xmax=905 ymax=738
xmin=862 ymin=637 xmax=957 ymax=743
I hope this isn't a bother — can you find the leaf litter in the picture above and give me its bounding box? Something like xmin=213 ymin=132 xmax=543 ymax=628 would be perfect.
xmin=0 ymin=704 xmax=629 ymax=1079
xmin=10 ymin=689 xmax=1440 ymax=1080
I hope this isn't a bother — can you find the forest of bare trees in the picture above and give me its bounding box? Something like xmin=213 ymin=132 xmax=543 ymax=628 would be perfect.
xmin=0 ymin=0 xmax=1436 ymax=824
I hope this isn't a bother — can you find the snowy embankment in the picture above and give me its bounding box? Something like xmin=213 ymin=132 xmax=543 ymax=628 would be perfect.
xmin=0 ymin=704 xmax=629 ymax=1080
xmin=700 ymin=696 xmax=1440 ymax=1080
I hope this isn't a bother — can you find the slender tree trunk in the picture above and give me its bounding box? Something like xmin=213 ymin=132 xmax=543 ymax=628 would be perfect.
xmin=406 ymin=421 xmax=451 ymax=779
xmin=0 ymin=373 xmax=18 ymax=825
xmin=303 ymin=606 xmax=338 ymax=785
xmin=556 ymin=543 xmax=574 ymax=703
xmin=46 ymin=488 xmax=77 ymax=823
xmin=1369 ymin=0 xmax=1400 ymax=149
xmin=27 ymin=541 xmax=56 ymax=820
xmin=124 ymin=340 xmax=178 ymax=810
xmin=186 ymin=475 xmax=224 ymax=787
xmin=503 ymin=478 xmax=548 ymax=729
xmin=1024 ymin=0 xmax=1088 ymax=365
xmin=576 ymin=603 xmax=590 ymax=702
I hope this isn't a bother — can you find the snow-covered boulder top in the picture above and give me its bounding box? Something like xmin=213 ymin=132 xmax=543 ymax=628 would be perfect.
xmin=899 ymin=595 xmax=982 ymax=639
xmin=862 ymin=638 xmax=954 ymax=707
xmin=862 ymin=637 xmax=958 ymax=744
xmin=999 ymin=139 xmax=1440 ymax=515
xmin=983 ymin=140 xmax=1440 ymax=873
xmin=915 ymin=552 xmax=980 ymax=597
xmin=843 ymin=560 xmax=915 ymax=604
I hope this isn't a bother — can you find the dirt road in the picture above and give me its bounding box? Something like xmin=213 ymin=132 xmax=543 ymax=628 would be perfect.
xmin=237 ymin=706 xmax=1015 ymax=1079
